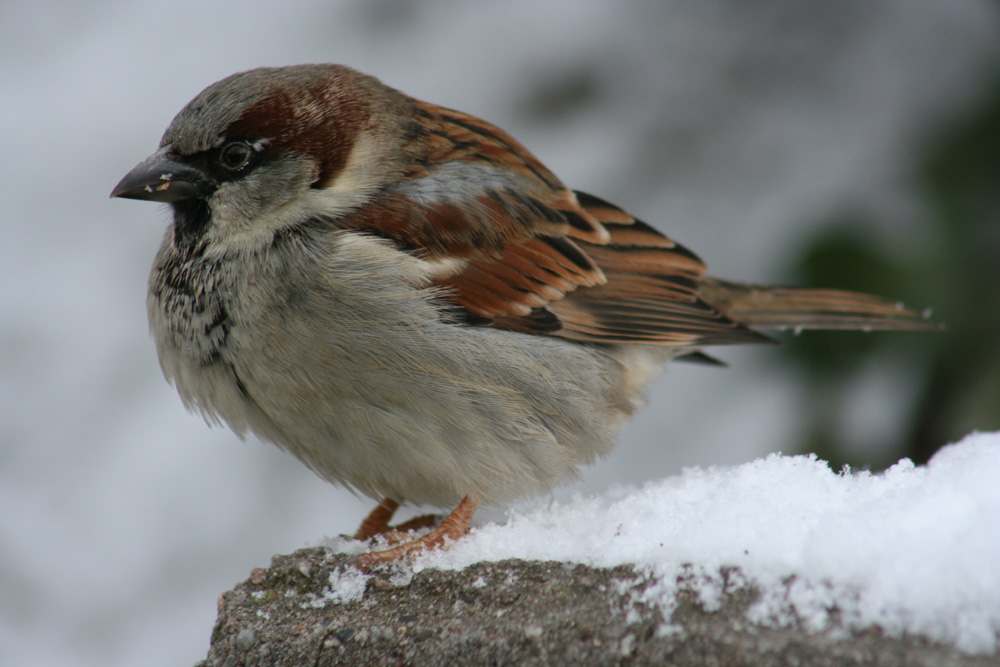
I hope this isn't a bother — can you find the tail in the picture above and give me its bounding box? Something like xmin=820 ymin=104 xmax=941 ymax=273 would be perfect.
xmin=698 ymin=277 xmax=939 ymax=331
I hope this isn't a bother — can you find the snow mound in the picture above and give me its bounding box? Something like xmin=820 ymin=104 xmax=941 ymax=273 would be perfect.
xmin=346 ymin=433 xmax=1000 ymax=653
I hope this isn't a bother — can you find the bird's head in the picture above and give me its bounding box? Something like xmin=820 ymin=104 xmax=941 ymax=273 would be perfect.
xmin=111 ymin=65 xmax=416 ymax=252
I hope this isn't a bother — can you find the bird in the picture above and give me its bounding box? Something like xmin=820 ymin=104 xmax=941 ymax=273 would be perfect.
xmin=111 ymin=64 xmax=933 ymax=569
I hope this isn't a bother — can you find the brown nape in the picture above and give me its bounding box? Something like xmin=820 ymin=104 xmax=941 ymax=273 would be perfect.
xmin=354 ymin=496 xmax=479 ymax=571
xmin=697 ymin=277 xmax=940 ymax=331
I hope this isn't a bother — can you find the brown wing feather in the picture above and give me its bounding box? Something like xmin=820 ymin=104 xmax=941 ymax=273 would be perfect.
xmin=537 ymin=215 xmax=771 ymax=346
xmin=340 ymin=100 xmax=777 ymax=347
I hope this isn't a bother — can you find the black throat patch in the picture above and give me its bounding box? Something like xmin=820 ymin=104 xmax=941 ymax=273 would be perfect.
xmin=171 ymin=198 xmax=212 ymax=250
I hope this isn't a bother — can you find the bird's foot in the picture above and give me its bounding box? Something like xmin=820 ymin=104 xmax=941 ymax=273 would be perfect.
xmin=355 ymin=495 xmax=478 ymax=570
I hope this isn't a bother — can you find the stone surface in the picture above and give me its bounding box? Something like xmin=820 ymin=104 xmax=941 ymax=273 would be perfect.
xmin=198 ymin=547 xmax=997 ymax=666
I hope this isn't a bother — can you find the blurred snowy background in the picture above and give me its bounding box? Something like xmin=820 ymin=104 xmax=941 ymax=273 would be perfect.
xmin=2 ymin=1 xmax=999 ymax=665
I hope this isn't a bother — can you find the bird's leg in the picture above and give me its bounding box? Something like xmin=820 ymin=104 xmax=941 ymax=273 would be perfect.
xmin=355 ymin=495 xmax=478 ymax=570
xmin=352 ymin=498 xmax=443 ymax=543
xmin=352 ymin=498 xmax=400 ymax=541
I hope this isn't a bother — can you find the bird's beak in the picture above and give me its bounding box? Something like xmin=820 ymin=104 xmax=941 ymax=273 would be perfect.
xmin=110 ymin=146 xmax=211 ymax=202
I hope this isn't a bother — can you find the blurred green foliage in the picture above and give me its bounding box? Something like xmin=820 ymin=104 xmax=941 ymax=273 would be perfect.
xmin=788 ymin=71 xmax=1000 ymax=469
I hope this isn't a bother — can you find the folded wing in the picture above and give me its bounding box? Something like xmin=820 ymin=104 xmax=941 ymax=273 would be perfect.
xmin=337 ymin=100 xmax=931 ymax=348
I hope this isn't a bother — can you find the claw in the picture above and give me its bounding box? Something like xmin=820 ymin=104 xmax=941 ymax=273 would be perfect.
xmin=355 ymin=496 xmax=478 ymax=570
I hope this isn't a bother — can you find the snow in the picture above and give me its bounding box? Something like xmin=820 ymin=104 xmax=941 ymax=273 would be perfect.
xmin=323 ymin=432 xmax=1000 ymax=653
xmin=3 ymin=2 xmax=1000 ymax=666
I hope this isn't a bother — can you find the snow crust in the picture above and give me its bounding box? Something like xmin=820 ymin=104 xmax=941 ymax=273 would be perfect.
xmin=325 ymin=433 xmax=1000 ymax=653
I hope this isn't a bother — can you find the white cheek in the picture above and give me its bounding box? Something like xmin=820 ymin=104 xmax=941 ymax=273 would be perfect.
xmin=208 ymin=191 xmax=244 ymax=226
xmin=303 ymin=131 xmax=389 ymax=218
xmin=201 ymin=133 xmax=394 ymax=257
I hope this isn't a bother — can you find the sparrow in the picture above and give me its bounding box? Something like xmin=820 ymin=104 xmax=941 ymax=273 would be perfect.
xmin=112 ymin=64 xmax=932 ymax=569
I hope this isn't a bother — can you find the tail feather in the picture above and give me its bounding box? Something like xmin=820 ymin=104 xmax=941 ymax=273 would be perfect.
xmin=699 ymin=277 xmax=939 ymax=332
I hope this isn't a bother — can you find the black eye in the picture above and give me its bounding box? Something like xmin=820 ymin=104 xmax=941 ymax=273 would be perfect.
xmin=219 ymin=141 xmax=253 ymax=170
